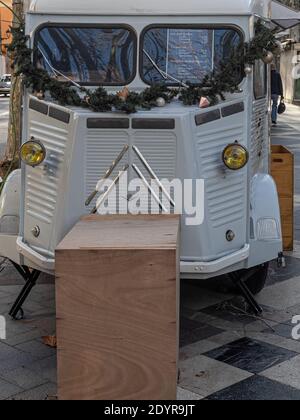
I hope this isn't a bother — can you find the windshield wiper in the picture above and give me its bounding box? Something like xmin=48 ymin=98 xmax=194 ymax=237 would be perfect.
xmin=143 ymin=49 xmax=188 ymax=88
xmin=38 ymin=47 xmax=83 ymax=90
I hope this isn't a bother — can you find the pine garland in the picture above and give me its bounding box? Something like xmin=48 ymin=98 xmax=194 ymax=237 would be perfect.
xmin=6 ymin=20 xmax=279 ymax=113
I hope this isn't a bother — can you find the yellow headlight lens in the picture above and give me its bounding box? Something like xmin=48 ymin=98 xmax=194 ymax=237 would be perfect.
xmin=223 ymin=143 xmax=249 ymax=170
xmin=20 ymin=140 xmax=46 ymax=167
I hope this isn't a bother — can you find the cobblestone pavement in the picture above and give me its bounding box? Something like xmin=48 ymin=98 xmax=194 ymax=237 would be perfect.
xmin=0 ymin=105 xmax=299 ymax=400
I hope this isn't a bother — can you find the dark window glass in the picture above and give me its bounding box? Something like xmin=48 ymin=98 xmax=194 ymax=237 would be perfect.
xmin=141 ymin=27 xmax=241 ymax=85
xmin=34 ymin=26 xmax=136 ymax=85
xmin=254 ymin=59 xmax=267 ymax=99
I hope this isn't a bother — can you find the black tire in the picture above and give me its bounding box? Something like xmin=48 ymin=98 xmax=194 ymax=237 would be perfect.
xmin=232 ymin=263 xmax=269 ymax=295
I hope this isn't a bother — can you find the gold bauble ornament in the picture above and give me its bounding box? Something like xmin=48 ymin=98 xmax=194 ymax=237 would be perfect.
xmin=117 ymin=86 xmax=129 ymax=102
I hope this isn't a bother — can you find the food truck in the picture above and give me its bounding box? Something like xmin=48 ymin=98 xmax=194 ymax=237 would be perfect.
xmin=0 ymin=0 xmax=285 ymax=318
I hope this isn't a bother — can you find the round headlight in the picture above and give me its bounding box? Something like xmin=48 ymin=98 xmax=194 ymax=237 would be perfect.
xmin=20 ymin=140 xmax=46 ymax=167
xmin=222 ymin=143 xmax=249 ymax=171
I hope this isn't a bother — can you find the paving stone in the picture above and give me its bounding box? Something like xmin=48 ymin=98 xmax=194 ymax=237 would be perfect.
xmin=180 ymin=340 xmax=223 ymax=361
xmin=0 ymin=351 xmax=38 ymax=375
xmin=209 ymin=331 xmax=245 ymax=346
xmin=26 ymin=356 xmax=57 ymax=383
xmin=22 ymin=316 xmax=56 ymax=333
xmin=179 ymin=355 xmax=252 ymax=398
xmin=247 ymin=331 xmax=300 ymax=354
xmin=244 ymin=319 xmax=278 ymax=334
xmin=257 ymin=277 xmax=300 ymax=310
xmin=0 ymin=342 xmax=24 ymax=360
xmin=177 ymin=387 xmax=203 ymax=400
xmin=268 ymin=257 xmax=300 ymax=286
xmin=181 ymin=283 xmax=230 ymax=311
xmin=180 ymin=317 xmax=223 ymax=347
xmin=0 ymin=367 xmax=47 ymax=390
xmin=286 ymin=302 xmax=300 ymax=317
xmin=204 ymin=337 xmax=298 ymax=374
xmin=4 ymin=329 xmax=45 ymax=347
xmin=262 ymin=355 xmax=300 ymax=390
xmin=201 ymin=298 xmax=255 ymax=325
xmin=15 ymin=340 xmax=56 ymax=360
xmin=0 ymin=378 xmax=22 ymax=400
xmin=259 ymin=305 xmax=296 ymax=324
xmin=9 ymin=382 xmax=57 ymax=400
xmin=206 ymin=375 xmax=300 ymax=400
xmin=262 ymin=319 xmax=295 ymax=339
xmin=193 ymin=315 xmax=250 ymax=334
xmin=22 ymin=301 xmax=49 ymax=315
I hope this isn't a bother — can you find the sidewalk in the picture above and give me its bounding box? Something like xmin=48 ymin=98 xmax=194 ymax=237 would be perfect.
xmin=0 ymin=105 xmax=300 ymax=400
xmin=178 ymin=104 xmax=300 ymax=400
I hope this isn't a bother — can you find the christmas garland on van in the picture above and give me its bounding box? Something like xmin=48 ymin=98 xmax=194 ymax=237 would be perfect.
xmin=7 ymin=20 xmax=281 ymax=114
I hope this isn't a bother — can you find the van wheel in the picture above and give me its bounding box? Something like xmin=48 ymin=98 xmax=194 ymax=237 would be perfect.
xmin=231 ymin=263 xmax=269 ymax=296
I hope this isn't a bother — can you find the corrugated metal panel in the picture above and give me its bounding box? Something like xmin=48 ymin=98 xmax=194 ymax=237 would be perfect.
xmin=85 ymin=130 xmax=129 ymax=202
xmin=196 ymin=123 xmax=246 ymax=228
xmin=85 ymin=130 xmax=176 ymax=213
xmin=132 ymin=131 xmax=177 ymax=213
xmin=250 ymin=98 xmax=268 ymax=175
xmin=25 ymin=120 xmax=68 ymax=225
xmin=132 ymin=131 xmax=177 ymax=179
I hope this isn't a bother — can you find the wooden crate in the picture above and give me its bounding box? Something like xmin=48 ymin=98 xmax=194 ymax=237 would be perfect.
xmin=271 ymin=145 xmax=294 ymax=251
xmin=55 ymin=215 xmax=180 ymax=400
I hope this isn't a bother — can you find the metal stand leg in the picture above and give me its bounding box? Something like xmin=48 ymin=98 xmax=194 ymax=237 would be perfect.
xmin=235 ymin=279 xmax=263 ymax=316
xmin=9 ymin=262 xmax=41 ymax=320
xmin=231 ymin=270 xmax=263 ymax=316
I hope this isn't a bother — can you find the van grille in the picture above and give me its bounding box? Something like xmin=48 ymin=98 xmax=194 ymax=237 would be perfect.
xmin=25 ymin=120 xmax=68 ymax=224
xmin=85 ymin=129 xmax=177 ymax=212
xmin=250 ymin=98 xmax=268 ymax=175
xmin=85 ymin=130 xmax=129 ymax=208
xmin=132 ymin=131 xmax=177 ymax=179
xmin=196 ymin=123 xmax=246 ymax=228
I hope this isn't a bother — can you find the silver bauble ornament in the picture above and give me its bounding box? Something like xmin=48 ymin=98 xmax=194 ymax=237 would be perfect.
xmin=262 ymin=51 xmax=274 ymax=64
xmin=156 ymin=97 xmax=166 ymax=107
xmin=244 ymin=65 xmax=252 ymax=75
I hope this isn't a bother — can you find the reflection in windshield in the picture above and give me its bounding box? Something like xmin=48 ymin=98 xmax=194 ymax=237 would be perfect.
xmin=35 ymin=27 xmax=136 ymax=85
xmin=142 ymin=28 xmax=241 ymax=85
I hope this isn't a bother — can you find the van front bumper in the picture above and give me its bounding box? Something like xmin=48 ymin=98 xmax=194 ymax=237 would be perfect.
xmin=16 ymin=236 xmax=55 ymax=273
xmin=180 ymin=244 xmax=250 ymax=279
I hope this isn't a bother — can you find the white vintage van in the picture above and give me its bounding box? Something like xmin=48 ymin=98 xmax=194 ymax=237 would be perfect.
xmin=0 ymin=0 xmax=284 ymax=318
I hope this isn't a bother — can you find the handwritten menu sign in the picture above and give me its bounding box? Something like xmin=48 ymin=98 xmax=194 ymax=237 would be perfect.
xmin=166 ymin=29 xmax=213 ymax=83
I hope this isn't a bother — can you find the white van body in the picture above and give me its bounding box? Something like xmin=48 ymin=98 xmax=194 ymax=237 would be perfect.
xmin=0 ymin=0 xmax=282 ymax=279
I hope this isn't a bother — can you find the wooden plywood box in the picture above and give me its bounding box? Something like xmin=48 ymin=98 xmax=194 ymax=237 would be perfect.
xmin=55 ymin=215 xmax=180 ymax=400
xmin=271 ymin=145 xmax=294 ymax=251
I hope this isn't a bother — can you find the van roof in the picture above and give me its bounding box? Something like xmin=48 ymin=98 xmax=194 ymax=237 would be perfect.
xmin=28 ymin=0 xmax=271 ymax=18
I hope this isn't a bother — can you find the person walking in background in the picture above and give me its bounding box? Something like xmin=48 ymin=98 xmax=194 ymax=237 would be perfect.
xmin=271 ymin=63 xmax=284 ymax=126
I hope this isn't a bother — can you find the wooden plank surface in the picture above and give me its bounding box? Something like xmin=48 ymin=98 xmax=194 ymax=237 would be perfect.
xmin=271 ymin=145 xmax=294 ymax=252
xmin=57 ymin=214 xmax=180 ymax=250
xmin=56 ymin=215 xmax=180 ymax=400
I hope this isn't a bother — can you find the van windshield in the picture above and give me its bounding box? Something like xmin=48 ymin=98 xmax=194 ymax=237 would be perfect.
xmin=141 ymin=27 xmax=242 ymax=85
xmin=34 ymin=26 xmax=136 ymax=85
